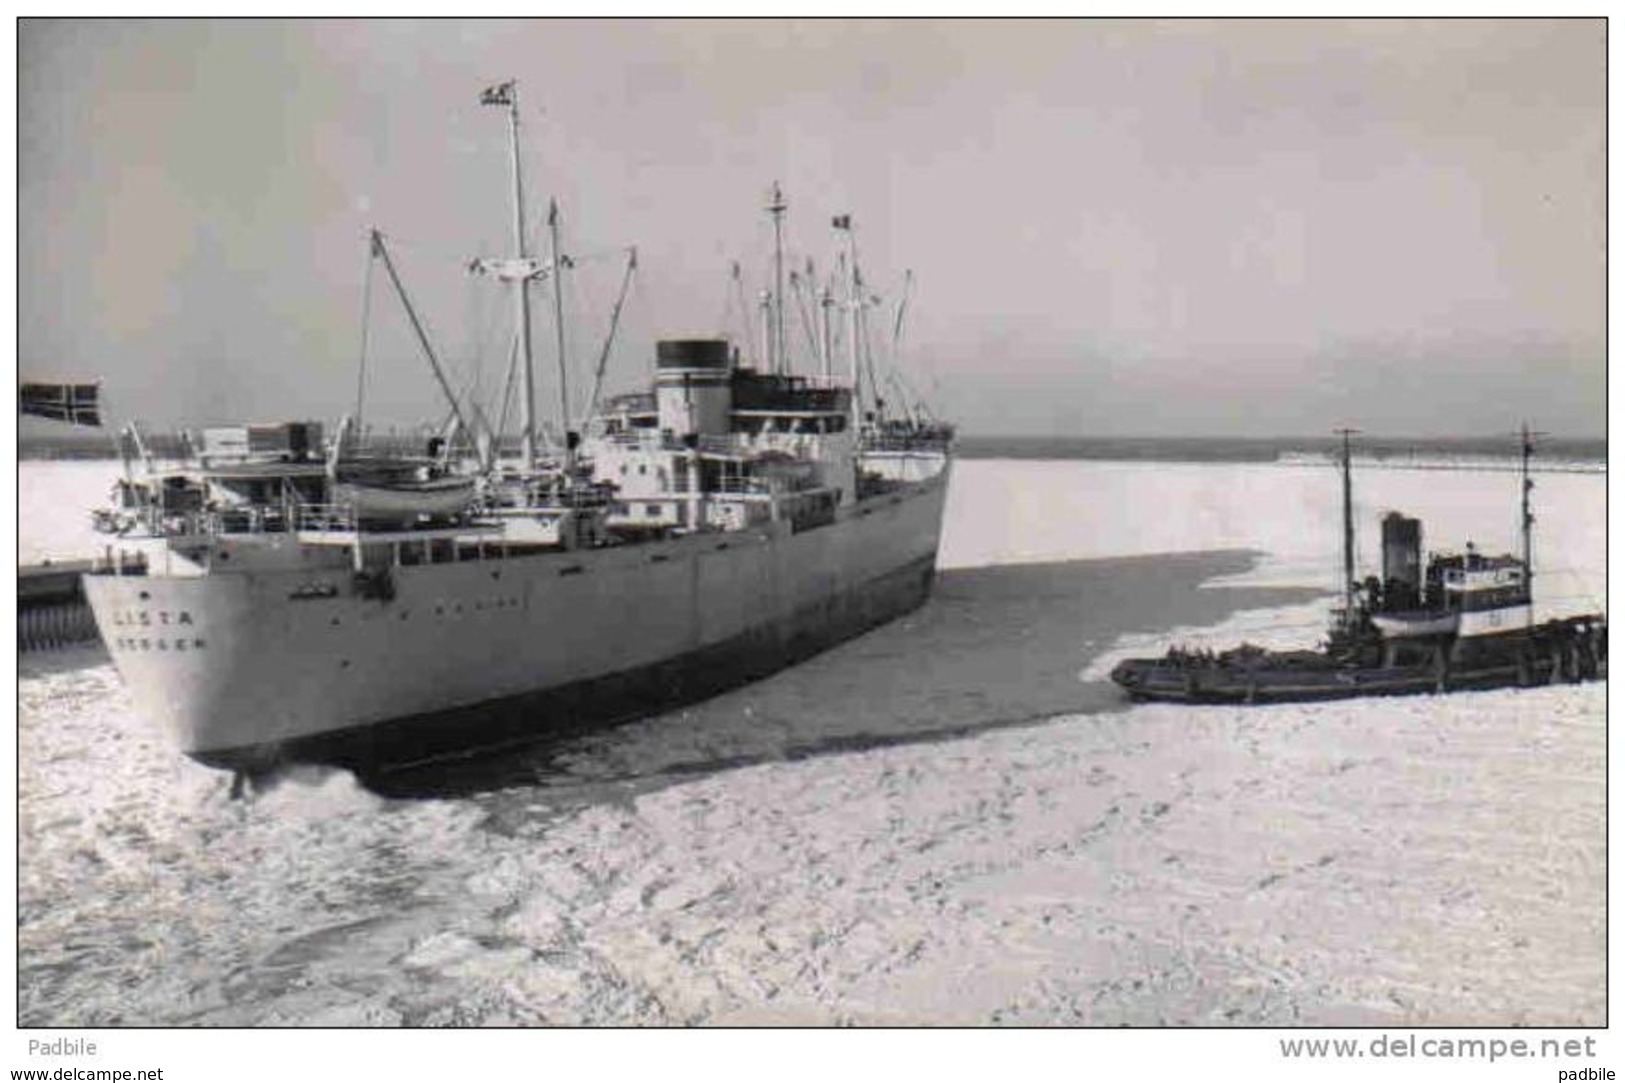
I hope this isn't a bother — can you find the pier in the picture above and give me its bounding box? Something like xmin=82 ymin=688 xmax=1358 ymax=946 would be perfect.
xmin=19 ymin=559 xmax=103 ymax=651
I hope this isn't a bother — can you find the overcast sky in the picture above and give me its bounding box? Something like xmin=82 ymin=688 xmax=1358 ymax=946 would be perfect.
xmin=18 ymin=18 xmax=1605 ymax=438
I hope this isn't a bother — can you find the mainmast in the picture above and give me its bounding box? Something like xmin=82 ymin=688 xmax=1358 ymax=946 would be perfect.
xmin=1335 ymin=427 xmax=1359 ymax=625
xmin=819 ymin=284 xmax=835 ymax=379
xmin=834 ymin=214 xmax=860 ymax=430
xmin=757 ymin=291 xmax=772 ymax=370
xmin=768 ymin=183 xmax=788 ymax=374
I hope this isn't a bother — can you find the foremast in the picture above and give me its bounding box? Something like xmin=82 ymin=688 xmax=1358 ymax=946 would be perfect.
xmin=472 ymin=79 xmax=575 ymax=479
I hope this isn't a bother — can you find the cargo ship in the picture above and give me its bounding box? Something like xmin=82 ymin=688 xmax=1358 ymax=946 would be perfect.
xmin=81 ymin=82 xmax=953 ymax=776
xmin=1110 ymin=428 xmax=1605 ymax=704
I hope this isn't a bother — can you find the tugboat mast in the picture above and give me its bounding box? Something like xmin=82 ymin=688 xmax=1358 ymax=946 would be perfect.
xmin=1335 ymin=427 xmax=1360 ymax=627
xmin=1521 ymin=421 xmax=1542 ymax=630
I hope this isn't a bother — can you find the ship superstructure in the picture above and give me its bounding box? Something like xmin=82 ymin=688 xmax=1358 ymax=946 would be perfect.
xmin=1349 ymin=424 xmax=1541 ymax=661
xmin=82 ymin=82 xmax=953 ymax=774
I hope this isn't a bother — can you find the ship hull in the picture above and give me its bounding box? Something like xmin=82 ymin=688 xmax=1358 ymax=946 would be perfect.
xmin=84 ymin=470 xmax=950 ymax=772
xmin=204 ymin=551 xmax=934 ymax=773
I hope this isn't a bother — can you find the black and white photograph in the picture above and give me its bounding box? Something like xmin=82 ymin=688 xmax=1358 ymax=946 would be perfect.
xmin=13 ymin=15 xmax=1606 ymax=1075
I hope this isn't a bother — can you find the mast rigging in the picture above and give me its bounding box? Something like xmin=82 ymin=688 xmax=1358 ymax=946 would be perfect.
xmin=547 ymin=198 xmax=574 ymax=466
xmin=581 ymin=247 xmax=639 ymax=432
xmin=371 ymin=229 xmax=478 ymax=449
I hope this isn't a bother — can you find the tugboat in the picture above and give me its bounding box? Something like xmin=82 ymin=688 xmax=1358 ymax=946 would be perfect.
xmin=1110 ymin=426 xmax=1605 ymax=704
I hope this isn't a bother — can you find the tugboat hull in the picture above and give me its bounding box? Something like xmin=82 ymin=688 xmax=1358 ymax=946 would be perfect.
xmin=1110 ymin=617 xmax=1605 ymax=705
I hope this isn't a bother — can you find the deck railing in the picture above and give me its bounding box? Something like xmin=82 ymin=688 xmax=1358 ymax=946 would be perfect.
xmin=601 ymin=430 xmax=740 ymax=456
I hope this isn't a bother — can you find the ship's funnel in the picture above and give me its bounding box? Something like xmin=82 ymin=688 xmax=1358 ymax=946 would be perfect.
xmin=656 ymin=338 xmax=733 ymax=437
xmin=1381 ymin=512 xmax=1422 ymax=611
